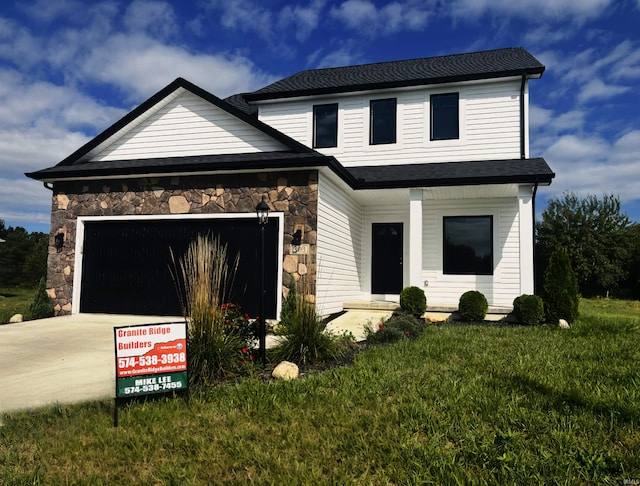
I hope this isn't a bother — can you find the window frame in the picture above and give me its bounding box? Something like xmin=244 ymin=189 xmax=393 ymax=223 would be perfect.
xmin=369 ymin=98 xmax=397 ymax=145
xmin=430 ymin=92 xmax=459 ymax=141
xmin=442 ymin=215 xmax=493 ymax=275
xmin=313 ymin=103 xmax=338 ymax=148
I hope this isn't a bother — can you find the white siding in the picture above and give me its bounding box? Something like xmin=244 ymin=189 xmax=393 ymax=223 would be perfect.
xmin=258 ymin=79 xmax=522 ymax=166
xmin=94 ymin=91 xmax=287 ymax=161
xmin=421 ymin=197 xmax=520 ymax=308
xmin=316 ymin=173 xmax=365 ymax=314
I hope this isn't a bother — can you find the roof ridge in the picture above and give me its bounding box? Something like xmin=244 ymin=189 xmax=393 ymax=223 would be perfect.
xmin=289 ymin=47 xmax=528 ymax=75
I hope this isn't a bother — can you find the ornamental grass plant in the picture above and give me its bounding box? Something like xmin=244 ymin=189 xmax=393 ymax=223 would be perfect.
xmin=171 ymin=235 xmax=254 ymax=386
xmin=272 ymin=281 xmax=347 ymax=365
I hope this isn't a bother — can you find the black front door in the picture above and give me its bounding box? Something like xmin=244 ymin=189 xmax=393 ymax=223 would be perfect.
xmin=371 ymin=223 xmax=403 ymax=294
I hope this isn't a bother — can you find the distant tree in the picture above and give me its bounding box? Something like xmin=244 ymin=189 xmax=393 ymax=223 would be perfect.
xmin=0 ymin=220 xmax=49 ymax=288
xmin=619 ymin=223 xmax=640 ymax=299
xmin=543 ymin=247 xmax=579 ymax=324
xmin=29 ymin=277 xmax=54 ymax=319
xmin=536 ymin=193 xmax=631 ymax=297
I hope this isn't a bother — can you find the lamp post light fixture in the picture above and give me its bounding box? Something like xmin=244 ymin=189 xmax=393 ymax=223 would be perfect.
xmin=255 ymin=198 xmax=270 ymax=365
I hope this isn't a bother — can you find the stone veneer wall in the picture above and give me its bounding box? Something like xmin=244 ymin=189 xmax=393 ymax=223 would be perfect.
xmin=47 ymin=170 xmax=318 ymax=316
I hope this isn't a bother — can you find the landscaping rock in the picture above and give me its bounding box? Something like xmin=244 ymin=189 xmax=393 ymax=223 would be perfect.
xmin=272 ymin=361 xmax=299 ymax=381
xmin=9 ymin=314 xmax=23 ymax=323
xmin=558 ymin=319 xmax=570 ymax=329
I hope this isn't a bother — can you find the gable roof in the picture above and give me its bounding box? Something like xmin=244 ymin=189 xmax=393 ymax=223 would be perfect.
xmin=244 ymin=47 xmax=544 ymax=101
xmin=32 ymin=77 xmax=314 ymax=172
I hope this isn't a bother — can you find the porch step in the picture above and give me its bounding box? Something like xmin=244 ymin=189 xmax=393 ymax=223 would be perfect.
xmin=343 ymin=300 xmax=400 ymax=311
xmin=343 ymin=301 xmax=512 ymax=322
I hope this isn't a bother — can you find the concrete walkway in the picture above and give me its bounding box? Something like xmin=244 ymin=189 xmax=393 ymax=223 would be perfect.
xmin=1 ymin=310 xmax=389 ymax=415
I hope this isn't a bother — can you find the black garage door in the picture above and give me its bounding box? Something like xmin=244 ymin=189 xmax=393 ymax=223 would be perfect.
xmin=80 ymin=218 xmax=279 ymax=318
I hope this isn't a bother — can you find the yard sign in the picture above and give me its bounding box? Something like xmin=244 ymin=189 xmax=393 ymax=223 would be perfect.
xmin=114 ymin=322 xmax=188 ymax=399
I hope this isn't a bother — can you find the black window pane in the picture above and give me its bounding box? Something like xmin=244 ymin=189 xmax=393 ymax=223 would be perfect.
xmin=431 ymin=93 xmax=459 ymax=140
xmin=443 ymin=216 xmax=493 ymax=275
xmin=370 ymin=98 xmax=396 ymax=145
xmin=313 ymin=104 xmax=338 ymax=148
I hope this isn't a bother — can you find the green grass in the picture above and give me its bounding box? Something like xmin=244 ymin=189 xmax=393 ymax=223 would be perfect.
xmin=1 ymin=299 xmax=639 ymax=484
xmin=0 ymin=287 xmax=35 ymax=323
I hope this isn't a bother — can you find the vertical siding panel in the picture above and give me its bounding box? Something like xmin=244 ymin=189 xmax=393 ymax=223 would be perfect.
xmin=316 ymin=174 xmax=365 ymax=314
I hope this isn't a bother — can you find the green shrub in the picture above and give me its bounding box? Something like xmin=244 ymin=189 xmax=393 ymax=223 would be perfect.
xmin=543 ymin=247 xmax=579 ymax=324
xmin=365 ymin=311 xmax=427 ymax=343
xmin=513 ymin=294 xmax=544 ymax=325
xmin=279 ymin=280 xmax=297 ymax=326
xmin=273 ymin=294 xmax=345 ymax=365
xmin=29 ymin=277 xmax=54 ymax=320
xmin=458 ymin=290 xmax=488 ymax=321
xmin=399 ymin=286 xmax=427 ymax=317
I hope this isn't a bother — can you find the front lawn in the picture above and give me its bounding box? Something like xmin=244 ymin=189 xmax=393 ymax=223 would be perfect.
xmin=1 ymin=299 xmax=639 ymax=484
xmin=0 ymin=287 xmax=35 ymax=324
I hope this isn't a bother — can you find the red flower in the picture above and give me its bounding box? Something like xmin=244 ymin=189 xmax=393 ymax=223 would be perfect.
xmin=241 ymin=347 xmax=248 ymax=354
xmin=405 ymin=331 xmax=411 ymax=337
xmin=244 ymin=313 xmax=250 ymax=320
xmin=378 ymin=322 xmax=384 ymax=330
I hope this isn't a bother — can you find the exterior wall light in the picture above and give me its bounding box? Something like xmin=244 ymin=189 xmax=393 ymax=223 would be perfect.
xmin=54 ymin=233 xmax=64 ymax=252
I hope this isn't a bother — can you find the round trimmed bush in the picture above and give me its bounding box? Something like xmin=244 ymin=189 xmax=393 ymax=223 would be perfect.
xmin=458 ymin=290 xmax=488 ymax=321
xmin=399 ymin=286 xmax=427 ymax=317
xmin=513 ymin=294 xmax=544 ymax=326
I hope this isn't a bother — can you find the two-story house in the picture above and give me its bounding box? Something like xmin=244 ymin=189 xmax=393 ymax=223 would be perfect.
xmin=26 ymin=47 xmax=554 ymax=319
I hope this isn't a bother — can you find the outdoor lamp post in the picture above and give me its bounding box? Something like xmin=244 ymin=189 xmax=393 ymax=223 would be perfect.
xmin=256 ymin=198 xmax=270 ymax=365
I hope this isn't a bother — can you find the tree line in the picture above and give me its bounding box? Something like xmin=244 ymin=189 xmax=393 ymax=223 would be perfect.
xmin=536 ymin=193 xmax=640 ymax=300
xmin=0 ymin=220 xmax=48 ymax=288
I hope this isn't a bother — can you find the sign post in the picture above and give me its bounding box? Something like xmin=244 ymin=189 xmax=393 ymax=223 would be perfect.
xmin=113 ymin=321 xmax=188 ymax=426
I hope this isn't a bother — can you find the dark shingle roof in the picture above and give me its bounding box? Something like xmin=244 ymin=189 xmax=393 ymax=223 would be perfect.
xmin=27 ymin=153 xmax=553 ymax=189
xmin=223 ymin=93 xmax=258 ymax=117
xmin=347 ymin=158 xmax=554 ymax=188
xmin=245 ymin=47 xmax=544 ymax=101
xmin=25 ymin=151 xmax=336 ymax=181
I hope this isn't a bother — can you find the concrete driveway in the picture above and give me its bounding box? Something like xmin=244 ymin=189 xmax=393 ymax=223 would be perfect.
xmin=0 ymin=314 xmax=181 ymax=414
xmin=0 ymin=310 xmax=385 ymax=415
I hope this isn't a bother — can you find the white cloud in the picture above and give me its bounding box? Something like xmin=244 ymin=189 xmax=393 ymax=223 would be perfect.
xmin=542 ymin=131 xmax=640 ymax=206
xmin=80 ymin=34 xmax=276 ymax=100
xmin=123 ymin=0 xmax=179 ymax=39
xmin=523 ymin=25 xmax=573 ymax=47
xmin=577 ymin=78 xmax=631 ymax=103
xmin=330 ymin=0 xmax=430 ymax=34
xmin=314 ymin=46 xmax=364 ymax=68
xmin=451 ymin=0 xmax=614 ymax=22
xmin=19 ymin=0 xmax=86 ymax=24
xmin=278 ymin=0 xmax=325 ymax=42
xmin=0 ymin=178 xmax=52 ymax=231
xmin=0 ymin=70 xmax=125 ymax=131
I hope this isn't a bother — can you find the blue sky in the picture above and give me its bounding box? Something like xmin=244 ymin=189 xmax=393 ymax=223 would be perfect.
xmin=0 ymin=0 xmax=639 ymax=233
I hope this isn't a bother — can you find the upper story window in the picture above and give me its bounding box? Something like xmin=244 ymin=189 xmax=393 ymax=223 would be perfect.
xmin=313 ymin=103 xmax=338 ymax=148
xmin=431 ymin=93 xmax=459 ymax=141
xmin=370 ymin=98 xmax=396 ymax=145
xmin=443 ymin=215 xmax=493 ymax=275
